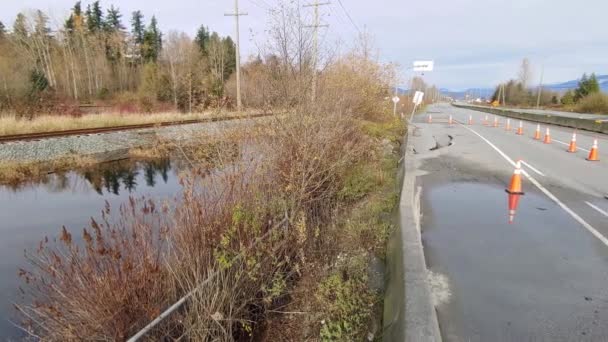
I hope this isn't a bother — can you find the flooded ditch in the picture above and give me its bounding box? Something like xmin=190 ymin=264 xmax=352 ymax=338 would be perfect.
xmin=0 ymin=157 xmax=190 ymax=338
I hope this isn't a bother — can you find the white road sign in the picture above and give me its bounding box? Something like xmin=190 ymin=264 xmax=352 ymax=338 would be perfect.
xmin=392 ymin=96 xmax=400 ymax=103
xmin=413 ymin=91 xmax=424 ymax=105
xmin=413 ymin=60 xmax=434 ymax=72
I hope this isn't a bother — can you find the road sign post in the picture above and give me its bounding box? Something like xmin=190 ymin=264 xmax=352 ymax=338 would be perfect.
xmin=409 ymin=91 xmax=425 ymax=123
xmin=392 ymin=96 xmax=400 ymax=116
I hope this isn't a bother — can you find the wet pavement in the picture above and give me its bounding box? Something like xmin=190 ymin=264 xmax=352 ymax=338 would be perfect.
xmin=413 ymin=103 xmax=608 ymax=342
xmin=423 ymin=181 xmax=608 ymax=341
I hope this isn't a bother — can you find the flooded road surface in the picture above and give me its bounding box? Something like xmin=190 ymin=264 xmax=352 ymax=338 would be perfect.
xmin=0 ymin=158 xmax=183 ymax=338
xmin=423 ymin=182 xmax=608 ymax=342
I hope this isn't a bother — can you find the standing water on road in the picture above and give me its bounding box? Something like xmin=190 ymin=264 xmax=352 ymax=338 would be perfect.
xmin=423 ymin=182 xmax=608 ymax=342
xmin=0 ymin=158 xmax=185 ymax=338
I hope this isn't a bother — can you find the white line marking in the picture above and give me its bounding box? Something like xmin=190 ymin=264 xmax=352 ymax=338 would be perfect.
xmin=586 ymin=201 xmax=608 ymax=218
xmin=457 ymin=122 xmax=608 ymax=247
xmin=520 ymin=160 xmax=545 ymax=176
xmin=553 ymin=139 xmax=590 ymax=152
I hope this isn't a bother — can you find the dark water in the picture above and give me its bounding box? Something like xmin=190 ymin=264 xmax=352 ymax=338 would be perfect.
xmin=423 ymin=182 xmax=608 ymax=342
xmin=0 ymin=158 xmax=184 ymax=339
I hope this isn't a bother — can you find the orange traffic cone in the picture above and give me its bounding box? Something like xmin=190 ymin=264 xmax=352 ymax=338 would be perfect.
xmin=468 ymin=115 xmax=473 ymax=125
xmin=448 ymin=115 xmax=453 ymax=125
xmin=428 ymin=114 xmax=432 ymax=123
xmin=505 ymin=118 xmax=511 ymax=131
xmin=534 ymin=124 xmax=541 ymax=140
xmin=587 ymin=139 xmax=599 ymax=161
xmin=567 ymin=132 xmax=577 ymax=153
xmin=506 ymin=160 xmax=525 ymax=195
xmin=484 ymin=115 xmax=489 ymax=126
xmin=508 ymin=193 xmax=522 ymax=224
xmin=516 ymin=121 xmax=524 ymax=135
xmin=493 ymin=116 xmax=499 ymax=127
xmin=543 ymin=128 xmax=551 ymax=144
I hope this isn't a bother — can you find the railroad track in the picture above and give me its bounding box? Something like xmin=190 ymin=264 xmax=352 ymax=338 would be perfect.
xmin=0 ymin=113 xmax=274 ymax=143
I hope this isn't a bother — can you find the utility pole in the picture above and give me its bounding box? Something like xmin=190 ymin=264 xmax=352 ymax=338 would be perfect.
xmin=304 ymin=1 xmax=329 ymax=102
xmin=225 ymin=0 xmax=247 ymax=112
xmin=536 ymin=65 xmax=544 ymax=109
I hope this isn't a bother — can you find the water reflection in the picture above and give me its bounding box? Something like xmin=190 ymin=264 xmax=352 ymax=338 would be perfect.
xmin=2 ymin=158 xmax=177 ymax=195
xmin=82 ymin=158 xmax=172 ymax=195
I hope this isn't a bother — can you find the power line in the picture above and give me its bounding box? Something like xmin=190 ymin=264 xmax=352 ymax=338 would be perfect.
xmin=336 ymin=0 xmax=361 ymax=35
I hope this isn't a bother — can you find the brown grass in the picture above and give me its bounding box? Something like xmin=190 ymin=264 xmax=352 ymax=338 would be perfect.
xmin=0 ymin=109 xmax=268 ymax=137
xmin=0 ymin=155 xmax=97 ymax=188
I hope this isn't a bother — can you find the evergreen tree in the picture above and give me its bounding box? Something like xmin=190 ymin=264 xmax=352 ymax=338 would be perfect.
xmin=34 ymin=10 xmax=51 ymax=37
xmin=104 ymin=6 xmax=124 ymax=32
xmin=142 ymin=16 xmax=162 ymax=62
xmin=65 ymin=2 xmax=83 ymax=33
xmin=13 ymin=13 xmax=28 ymax=39
xmin=561 ymin=90 xmax=574 ymax=105
xmin=574 ymin=73 xmax=600 ymax=102
xmin=195 ymin=25 xmax=210 ymax=54
xmin=223 ymin=36 xmax=236 ymax=79
xmin=574 ymin=73 xmax=588 ymax=102
xmin=85 ymin=2 xmax=104 ymax=33
xmin=131 ymin=11 xmax=145 ymax=45
xmin=73 ymin=1 xmax=82 ymax=16
xmin=0 ymin=21 xmax=5 ymax=40
xmin=587 ymin=73 xmax=600 ymax=94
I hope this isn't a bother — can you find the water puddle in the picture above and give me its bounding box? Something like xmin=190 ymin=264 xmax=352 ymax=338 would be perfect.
xmin=423 ymin=182 xmax=608 ymax=341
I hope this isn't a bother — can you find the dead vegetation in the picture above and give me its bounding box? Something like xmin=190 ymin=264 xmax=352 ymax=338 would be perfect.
xmin=15 ymin=1 xmax=408 ymax=340
xmin=0 ymin=154 xmax=97 ymax=187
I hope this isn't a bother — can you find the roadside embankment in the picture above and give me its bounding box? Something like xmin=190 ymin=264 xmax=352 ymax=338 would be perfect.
xmin=452 ymin=103 xmax=608 ymax=134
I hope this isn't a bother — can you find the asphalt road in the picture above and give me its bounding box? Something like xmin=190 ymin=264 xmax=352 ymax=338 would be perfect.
xmin=413 ymin=103 xmax=608 ymax=341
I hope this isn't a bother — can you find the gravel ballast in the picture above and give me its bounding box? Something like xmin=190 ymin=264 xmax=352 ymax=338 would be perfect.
xmin=0 ymin=117 xmax=266 ymax=163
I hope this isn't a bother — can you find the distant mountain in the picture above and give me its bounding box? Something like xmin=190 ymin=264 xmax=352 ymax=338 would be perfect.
xmin=544 ymin=75 xmax=608 ymax=93
xmin=440 ymin=75 xmax=608 ymax=100
xmin=439 ymin=88 xmax=494 ymax=100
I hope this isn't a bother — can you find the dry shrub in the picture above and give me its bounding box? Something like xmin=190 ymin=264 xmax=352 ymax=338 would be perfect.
xmin=576 ymin=92 xmax=608 ymax=114
xmin=17 ymin=198 xmax=172 ymax=340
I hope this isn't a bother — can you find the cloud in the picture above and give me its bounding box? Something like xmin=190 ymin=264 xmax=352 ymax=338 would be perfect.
xmin=2 ymin=0 xmax=607 ymax=89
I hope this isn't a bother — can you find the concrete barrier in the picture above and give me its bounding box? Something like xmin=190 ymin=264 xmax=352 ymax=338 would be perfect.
xmin=383 ymin=125 xmax=442 ymax=342
xmin=452 ymin=103 xmax=608 ymax=134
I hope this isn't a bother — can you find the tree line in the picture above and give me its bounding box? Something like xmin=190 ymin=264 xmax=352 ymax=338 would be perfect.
xmin=491 ymin=58 xmax=602 ymax=109
xmin=0 ymin=1 xmax=237 ymax=114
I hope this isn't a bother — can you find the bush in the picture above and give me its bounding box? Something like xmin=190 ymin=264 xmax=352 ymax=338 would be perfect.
xmin=575 ymin=92 xmax=608 ymax=114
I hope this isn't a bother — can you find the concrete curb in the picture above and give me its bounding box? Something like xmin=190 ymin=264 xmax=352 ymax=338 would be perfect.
xmin=452 ymin=103 xmax=608 ymax=134
xmin=383 ymin=125 xmax=442 ymax=342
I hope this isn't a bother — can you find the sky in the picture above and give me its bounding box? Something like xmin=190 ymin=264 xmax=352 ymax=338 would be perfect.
xmin=2 ymin=0 xmax=607 ymax=90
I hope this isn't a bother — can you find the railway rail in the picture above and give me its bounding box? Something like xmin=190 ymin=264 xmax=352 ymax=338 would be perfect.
xmin=0 ymin=113 xmax=273 ymax=143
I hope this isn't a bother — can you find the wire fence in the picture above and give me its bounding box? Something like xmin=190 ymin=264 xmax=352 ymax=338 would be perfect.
xmin=126 ymin=216 xmax=290 ymax=341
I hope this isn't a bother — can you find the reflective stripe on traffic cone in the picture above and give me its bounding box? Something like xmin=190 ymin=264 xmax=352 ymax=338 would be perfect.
xmin=428 ymin=114 xmax=432 ymax=123
xmin=493 ymin=116 xmax=499 ymax=127
xmin=505 ymin=118 xmax=511 ymax=131
xmin=468 ymin=115 xmax=473 ymax=125
xmin=543 ymin=127 xmax=551 ymax=144
xmin=448 ymin=115 xmax=453 ymax=125
xmin=534 ymin=124 xmax=541 ymax=140
xmin=516 ymin=121 xmax=524 ymax=135
xmin=506 ymin=160 xmax=525 ymax=195
xmin=587 ymin=139 xmax=599 ymax=161
xmin=567 ymin=132 xmax=577 ymax=153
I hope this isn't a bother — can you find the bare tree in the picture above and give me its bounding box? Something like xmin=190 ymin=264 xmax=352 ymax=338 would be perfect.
xmin=518 ymin=58 xmax=532 ymax=89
